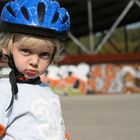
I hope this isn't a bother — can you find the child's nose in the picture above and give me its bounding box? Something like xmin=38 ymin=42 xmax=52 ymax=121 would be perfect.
xmin=30 ymin=55 xmax=39 ymax=67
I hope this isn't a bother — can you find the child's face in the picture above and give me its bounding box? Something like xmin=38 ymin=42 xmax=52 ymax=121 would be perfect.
xmin=11 ymin=34 xmax=55 ymax=79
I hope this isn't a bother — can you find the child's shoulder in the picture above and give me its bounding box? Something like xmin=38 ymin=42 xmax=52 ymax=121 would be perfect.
xmin=39 ymin=83 xmax=58 ymax=98
xmin=18 ymin=82 xmax=58 ymax=98
xmin=0 ymin=78 xmax=11 ymax=98
xmin=0 ymin=77 xmax=10 ymax=87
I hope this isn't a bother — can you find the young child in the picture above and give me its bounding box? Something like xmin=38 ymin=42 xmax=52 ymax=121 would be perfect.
xmin=0 ymin=0 xmax=70 ymax=140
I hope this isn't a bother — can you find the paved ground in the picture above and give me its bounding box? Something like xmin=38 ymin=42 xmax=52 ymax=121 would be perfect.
xmin=60 ymin=94 xmax=140 ymax=140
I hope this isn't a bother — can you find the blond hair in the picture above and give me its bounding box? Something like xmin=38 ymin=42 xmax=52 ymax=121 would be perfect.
xmin=0 ymin=32 xmax=65 ymax=63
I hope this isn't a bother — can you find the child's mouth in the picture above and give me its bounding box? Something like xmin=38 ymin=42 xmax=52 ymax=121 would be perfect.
xmin=25 ymin=70 xmax=38 ymax=77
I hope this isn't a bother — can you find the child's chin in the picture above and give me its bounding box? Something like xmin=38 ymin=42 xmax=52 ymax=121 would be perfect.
xmin=24 ymin=75 xmax=38 ymax=79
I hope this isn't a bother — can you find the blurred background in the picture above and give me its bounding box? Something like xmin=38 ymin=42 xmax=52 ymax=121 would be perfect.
xmin=0 ymin=0 xmax=140 ymax=140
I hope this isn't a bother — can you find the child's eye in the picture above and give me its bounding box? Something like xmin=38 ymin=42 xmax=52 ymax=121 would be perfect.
xmin=20 ymin=49 xmax=31 ymax=56
xmin=39 ymin=52 xmax=51 ymax=59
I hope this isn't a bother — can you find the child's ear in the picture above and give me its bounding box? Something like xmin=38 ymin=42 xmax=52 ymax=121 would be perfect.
xmin=2 ymin=48 xmax=8 ymax=55
xmin=1 ymin=48 xmax=9 ymax=62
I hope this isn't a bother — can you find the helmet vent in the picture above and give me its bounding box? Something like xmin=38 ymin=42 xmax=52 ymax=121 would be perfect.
xmin=21 ymin=7 xmax=29 ymax=20
xmin=62 ymin=15 xmax=68 ymax=24
xmin=52 ymin=11 xmax=59 ymax=23
xmin=7 ymin=6 xmax=16 ymax=17
xmin=38 ymin=2 xmax=45 ymax=23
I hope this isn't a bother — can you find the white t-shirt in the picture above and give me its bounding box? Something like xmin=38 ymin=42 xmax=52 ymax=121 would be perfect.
xmin=0 ymin=78 xmax=66 ymax=140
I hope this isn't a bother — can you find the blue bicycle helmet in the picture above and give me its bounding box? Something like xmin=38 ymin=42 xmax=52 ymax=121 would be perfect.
xmin=0 ymin=0 xmax=70 ymax=40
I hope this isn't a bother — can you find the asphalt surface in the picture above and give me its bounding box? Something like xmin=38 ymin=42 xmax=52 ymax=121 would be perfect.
xmin=60 ymin=94 xmax=140 ymax=140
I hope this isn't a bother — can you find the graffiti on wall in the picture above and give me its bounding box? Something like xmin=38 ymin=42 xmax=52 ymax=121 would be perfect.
xmin=40 ymin=63 xmax=140 ymax=95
